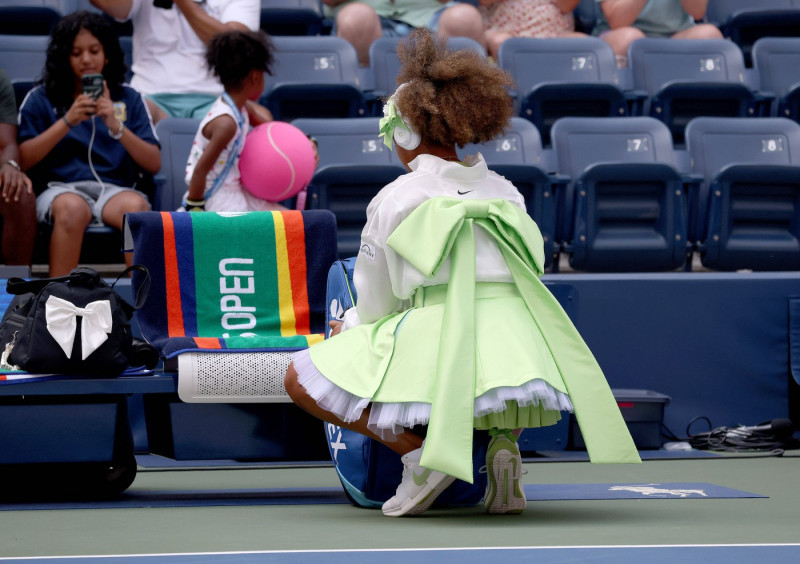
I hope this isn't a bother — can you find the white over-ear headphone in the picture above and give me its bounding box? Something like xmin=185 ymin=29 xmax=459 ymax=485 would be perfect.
xmin=389 ymin=84 xmax=421 ymax=151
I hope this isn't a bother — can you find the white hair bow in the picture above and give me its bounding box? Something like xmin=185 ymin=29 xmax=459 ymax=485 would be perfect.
xmin=45 ymin=295 xmax=113 ymax=360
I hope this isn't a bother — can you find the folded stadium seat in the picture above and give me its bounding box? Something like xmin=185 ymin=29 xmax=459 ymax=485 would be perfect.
xmin=458 ymin=117 xmax=562 ymax=270
xmin=31 ymin=223 xmax=128 ymax=266
xmin=123 ymin=210 xmax=338 ymax=404
xmin=292 ymin=117 xmax=406 ymax=258
xmin=0 ymin=6 xmax=61 ymax=35
xmin=684 ymin=116 xmax=800 ymax=271
xmin=304 ymin=165 xmax=406 ymax=258
xmin=259 ymin=36 xmax=368 ymax=121
xmin=260 ymin=0 xmax=324 ymax=36
xmin=628 ymin=38 xmax=766 ymax=146
xmin=752 ymin=37 xmax=800 ymax=124
xmin=119 ymin=35 xmax=133 ymax=83
xmin=152 ymin=117 xmax=201 ymax=212
xmin=0 ymin=34 xmax=48 ymax=82
xmin=706 ymin=0 xmax=800 ymax=67
xmin=367 ymin=36 xmax=486 ymax=112
xmin=11 ymin=79 xmax=34 ymax=111
xmin=573 ymin=0 xmax=599 ymax=34
xmin=550 ymin=116 xmax=690 ymax=272
xmin=497 ymin=37 xmax=630 ymax=147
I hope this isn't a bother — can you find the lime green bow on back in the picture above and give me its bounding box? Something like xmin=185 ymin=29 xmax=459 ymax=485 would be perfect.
xmin=388 ymin=197 xmax=639 ymax=482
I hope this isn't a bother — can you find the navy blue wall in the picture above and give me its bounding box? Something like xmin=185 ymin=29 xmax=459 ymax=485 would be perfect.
xmin=543 ymin=272 xmax=799 ymax=436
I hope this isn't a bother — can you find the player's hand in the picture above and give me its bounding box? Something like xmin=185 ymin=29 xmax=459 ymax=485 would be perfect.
xmin=329 ymin=320 xmax=343 ymax=337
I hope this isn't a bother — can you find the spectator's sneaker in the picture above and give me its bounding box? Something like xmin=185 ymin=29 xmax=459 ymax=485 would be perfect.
xmin=382 ymin=447 xmax=455 ymax=517
xmin=483 ymin=430 xmax=526 ymax=514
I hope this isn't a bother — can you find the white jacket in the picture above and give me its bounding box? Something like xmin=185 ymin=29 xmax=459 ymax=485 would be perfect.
xmin=343 ymin=153 xmax=527 ymax=330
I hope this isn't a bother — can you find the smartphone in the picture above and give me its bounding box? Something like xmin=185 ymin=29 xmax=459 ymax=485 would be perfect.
xmin=81 ymin=73 xmax=104 ymax=101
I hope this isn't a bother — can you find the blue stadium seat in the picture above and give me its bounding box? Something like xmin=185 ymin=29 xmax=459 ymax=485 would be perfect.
xmin=260 ymin=0 xmax=324 ymax=36
xmin=459 ymin=117 xmax=559 ymax=269
xmin=292 ymin=117 xmax=400 ymax=168
xmin=0 ymin=34 xmax=48 ymax=82
xmin=119 ymin=35 xmax=133 ymax=83
xmin=706 ymin=0 xmax=800 ymax=67
xmin=550 ymin=117 xmax=689 ymax=272
xmin=11 ymin=79 xmax=34 ymax=111
xmin=497 ymin=37 xmax=628 ymax=147
xmin=684 ymin=116 xmax=800 ymax=271
xmin=305 ymin=164 xmax=406 ymax=258
xmin=153 ymin=117 xmax=200 ymax=212
xmin=752 ymin=37 xmax=800 ymax=123
xmin=32 ymin=223 xmax=128 ymax=266
xmin=628 ymin=38 xmax=763 ymax=146
xmin=291 ymin=117 xmax=405 ymax=257
xmin=259 ymin=36 xmax=368 ymax=121
xmin=0 ymin=6 xmax=61 ymax=35
xmin=573 ymin=0 xmax=599 ymax=34
xmin=368 ymin=36 xmax=486 ymax=103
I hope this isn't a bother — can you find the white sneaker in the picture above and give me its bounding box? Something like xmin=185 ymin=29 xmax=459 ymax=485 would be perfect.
xmin=483 ymin=432 xmax=526 ymax=514
xmin=382 ymin=447 xmax=455 ymax=517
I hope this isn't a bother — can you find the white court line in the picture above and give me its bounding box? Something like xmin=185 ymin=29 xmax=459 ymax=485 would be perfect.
xmin=2 ymin=543 xmax=800 ymax=560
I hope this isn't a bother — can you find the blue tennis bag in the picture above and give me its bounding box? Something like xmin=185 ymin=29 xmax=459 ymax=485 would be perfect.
xmin=324 ymin=257 xmax=489 ymax=509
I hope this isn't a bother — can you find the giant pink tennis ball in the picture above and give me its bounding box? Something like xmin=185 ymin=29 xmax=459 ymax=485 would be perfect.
xmin=239 ymin=121 xmax=316 ymax=202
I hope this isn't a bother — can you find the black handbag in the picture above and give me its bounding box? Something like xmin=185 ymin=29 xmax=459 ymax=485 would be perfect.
xmin=0 ymin=266 xmax=151 ymax=375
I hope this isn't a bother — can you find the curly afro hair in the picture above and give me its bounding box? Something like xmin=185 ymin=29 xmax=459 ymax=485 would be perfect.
xmin=393 ymin=28 xmax=515 ymax=148
xmin=41 ymin=11 xmax=127 ymax=114
xmin=206 ymin=29 xmax=275 ymax=91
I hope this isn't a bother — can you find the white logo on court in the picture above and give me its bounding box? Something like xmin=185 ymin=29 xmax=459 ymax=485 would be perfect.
xmin=609 ymin=485 xmax=708 ymax=498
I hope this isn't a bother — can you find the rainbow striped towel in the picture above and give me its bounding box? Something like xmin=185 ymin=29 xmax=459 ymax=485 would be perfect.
xmin=123 ymin=210 xmax=338 ymax=358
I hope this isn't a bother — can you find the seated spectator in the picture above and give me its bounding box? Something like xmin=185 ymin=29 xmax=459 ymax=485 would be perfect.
xmin=323 ymin=1 xmax=486 ymax=66
xmin=90 ymin=0 xmax=271 ymax=125
xmin=17 ymin=11 xmax=160 ymax=277
xmin=184 ymin=30 xmax=291 ymax=213
xmin=593 ymin=0 xmax=722 ymax=67
xmin=480 ymin=0 xmax=586 ymax=59
xmin=0 ymin=68 xmax=36 ymax=267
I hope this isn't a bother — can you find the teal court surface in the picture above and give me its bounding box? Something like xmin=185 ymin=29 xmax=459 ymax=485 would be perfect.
xmin=0 ymin=451 xmax=798 ymax=563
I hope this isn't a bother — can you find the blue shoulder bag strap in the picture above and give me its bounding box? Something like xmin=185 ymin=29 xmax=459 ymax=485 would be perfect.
xmin=203 ymin=92 xmax=246 ymax=202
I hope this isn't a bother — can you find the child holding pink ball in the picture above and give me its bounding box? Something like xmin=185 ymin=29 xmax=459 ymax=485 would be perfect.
xmin=184 ymin=30 xmax=315 ymax=212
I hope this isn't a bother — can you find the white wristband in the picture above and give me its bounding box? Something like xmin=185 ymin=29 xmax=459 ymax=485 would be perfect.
xmin=109 ymin=121 xmax=124 ymax=140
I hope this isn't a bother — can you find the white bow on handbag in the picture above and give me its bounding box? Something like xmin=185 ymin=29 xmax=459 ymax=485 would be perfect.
xmin=45 ymin=295 xmax=113 ymax=360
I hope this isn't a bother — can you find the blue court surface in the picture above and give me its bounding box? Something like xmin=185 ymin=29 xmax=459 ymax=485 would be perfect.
xmin=2 ymin=545 xmax=800 ymax=564
xmin=0 ymin=482 xmax=763 ymax=511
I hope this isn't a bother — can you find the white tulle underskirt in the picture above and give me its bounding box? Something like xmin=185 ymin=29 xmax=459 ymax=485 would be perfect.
xmin=292 ymin=349 xmax=574 ymax=442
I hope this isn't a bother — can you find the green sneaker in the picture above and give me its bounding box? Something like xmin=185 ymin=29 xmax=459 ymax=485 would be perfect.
xmin=483 ymin=430 xmax=526 ymax=515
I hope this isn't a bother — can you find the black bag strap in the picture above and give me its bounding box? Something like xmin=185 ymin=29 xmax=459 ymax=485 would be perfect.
xmin=5 ymin=265 xmax=151 ymax=314
xmin=5 ymin=267 xmax=100 ymax=296
xmin=111 ymin=264 xmax=151 ymax=312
